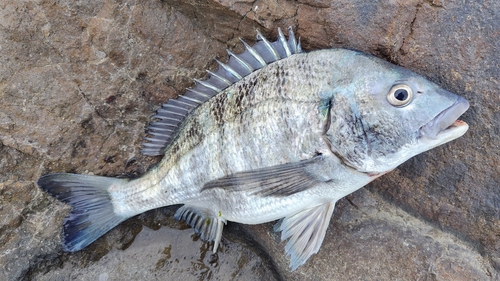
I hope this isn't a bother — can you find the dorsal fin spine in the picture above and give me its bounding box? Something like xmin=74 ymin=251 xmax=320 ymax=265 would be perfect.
xmin=286 ymin=27 xmax=298 ymax=54
xmin=226 ymin=49 xmax=254 ymax=72
xmin=189 ymin=86 xmax=216 ymax=98
xmin=154 ymin=120 xmax=181 ymax=127
xmin=172 ymin=97 xmax=197 ymax=107
xmin=142 ymin=142 xmax=166 ymax=148
xmin=152 ymin=116 xmax=182 ymax=123
xmin=152 ymin=110 xmax=183 ymax=120
xmin=142 ymin=27 xmax=302 ymax=156
xmin=178 ymin=95 xmax=203 ymax=104
xmin=156 ymin=108 xmax=185 ymax=117
xmin=256 ymin=30 xmax=280 ymax=60
xmin=278 ymin=28 xmax=292 ymax=57
xmin=150 ymin=121 xmax=177 ymax=128
xmin=239 ymin=38 xmax=267 ymax=67
xmin=215 ymin=59 xmax=243 ymax=80
xmin=193 ymin=79 xmax=222 ymax=93
xmin=161 ymin=105 xmax=188 ymax=114
xmin=164 ymin=99 xmax=190 ymax=109
xmin=152 ymin=117 xmax=182 ymax=124
xmin=149 ymin=132 xmax=170 ymax=138
xmin=144 ymin=136 xmax=168 ymax=143
xmin=206 ymin=70 xmax=232 ymax=87
xmin=148 ymin=126 xmax=174 ymax=132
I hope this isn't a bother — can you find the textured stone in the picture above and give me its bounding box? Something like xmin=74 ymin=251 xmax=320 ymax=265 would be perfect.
xmin=1 ymin=0 xmax=499 ymax=280
xmin=31 ymin=217 xmax=277 ymax=281
xmin=243 ymin=189 xmax=495 ymax=280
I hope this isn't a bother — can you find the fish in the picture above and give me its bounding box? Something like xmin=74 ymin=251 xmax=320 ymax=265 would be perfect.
xmin=37 ymin=27 xmax=470 ymax=271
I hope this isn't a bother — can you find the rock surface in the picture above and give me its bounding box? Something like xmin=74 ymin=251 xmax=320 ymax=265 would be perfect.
xmin=31 ymin=215 xmax=277 ymax=281
xmin=1 ymin=0 xmax=499 ymax=280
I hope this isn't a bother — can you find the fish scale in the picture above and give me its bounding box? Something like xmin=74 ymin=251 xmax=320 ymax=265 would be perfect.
xmin=148 ymin=54 xmax=330 ymax=186
xmin=38 ymin=27 xmax=469 ymax=271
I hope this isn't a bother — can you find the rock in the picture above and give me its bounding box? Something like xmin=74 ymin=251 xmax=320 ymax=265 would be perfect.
xmin=243 ymin=189 xmax=494 ymax=280
xmin=1 ymin=0 xmax=499 ymax=280
xmin=30 ymin=216 xmax=277 ymax=281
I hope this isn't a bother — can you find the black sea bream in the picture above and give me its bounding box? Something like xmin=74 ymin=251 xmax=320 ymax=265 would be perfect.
xmin=38 ymin=27 xmax=469 ymax=271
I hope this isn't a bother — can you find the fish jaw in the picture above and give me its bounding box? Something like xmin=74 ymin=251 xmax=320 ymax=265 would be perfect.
xmin=369 ymin=95 xmax=469 ymax=173
xmin=389 ymin=96 xmax=470 ymax=168
xmin=417 ymin=96 xmax=469 ymax=149
xmin=420 ymin=96 xmax=469 ymax=139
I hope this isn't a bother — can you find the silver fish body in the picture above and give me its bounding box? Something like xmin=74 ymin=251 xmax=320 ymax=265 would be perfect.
xmin=38 ymin=28 xmax=469 ymax=271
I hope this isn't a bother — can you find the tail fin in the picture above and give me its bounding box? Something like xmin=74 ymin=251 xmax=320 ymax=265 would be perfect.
xmin=37 ymin=173 xmax=129 ymax=252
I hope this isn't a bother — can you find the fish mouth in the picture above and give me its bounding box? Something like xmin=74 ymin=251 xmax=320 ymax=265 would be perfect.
xmin=419 ymin=96 xmax=469 ymax=140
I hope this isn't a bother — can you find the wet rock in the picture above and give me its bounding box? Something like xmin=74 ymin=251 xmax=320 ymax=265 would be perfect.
xmin=32 ymin=223 xmax=277 ymax=281
xmin=243 ymin=189 xmax=495 ymax=280
xmin=1 ymin=0 xmax=499 ymax=280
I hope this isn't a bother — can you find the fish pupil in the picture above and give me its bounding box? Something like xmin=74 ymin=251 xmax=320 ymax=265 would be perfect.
xmin=394 ymin=89 xmax=408 ymax=101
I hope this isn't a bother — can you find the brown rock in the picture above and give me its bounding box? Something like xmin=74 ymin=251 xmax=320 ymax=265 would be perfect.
xmin=243 ymin=189 xmax=494 ymax=280
xmin=1 ymin=0 xmax=499 ymax=280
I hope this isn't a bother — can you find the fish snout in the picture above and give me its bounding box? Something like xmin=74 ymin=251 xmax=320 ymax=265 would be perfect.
xmin=420 ymin=96 xmax=469 ymax=139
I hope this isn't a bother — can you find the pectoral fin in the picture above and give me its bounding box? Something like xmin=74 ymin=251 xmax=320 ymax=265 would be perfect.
xmin=202 ymin=157 xmax=324 ymax=197
xmin=275 ymin=202 xmax=336 ymax=271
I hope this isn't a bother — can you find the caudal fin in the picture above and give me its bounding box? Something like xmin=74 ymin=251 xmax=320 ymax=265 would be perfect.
xmin=37 ymin=173 xmax=129 ymax=252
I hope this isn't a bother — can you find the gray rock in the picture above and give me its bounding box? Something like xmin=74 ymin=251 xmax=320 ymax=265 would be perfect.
xmin=243 ymin=189 xmax=495 ymax=280
xmin=32 ymin=221 xmax=277 ymax=281
xmin=1 ymin=0 xmax=499 ymax=280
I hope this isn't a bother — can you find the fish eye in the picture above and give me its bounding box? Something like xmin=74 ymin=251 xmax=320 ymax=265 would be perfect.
xmin=387 ymin=84 xmax=413 ymax=107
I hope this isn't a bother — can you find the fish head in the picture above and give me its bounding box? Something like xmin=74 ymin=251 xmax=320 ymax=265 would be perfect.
xmin=324 ymin=50 xmax=469 ymax=173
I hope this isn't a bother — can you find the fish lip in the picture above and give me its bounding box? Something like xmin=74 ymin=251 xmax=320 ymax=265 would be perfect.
xmin=419 ymin=96 xmax=470 ymax=139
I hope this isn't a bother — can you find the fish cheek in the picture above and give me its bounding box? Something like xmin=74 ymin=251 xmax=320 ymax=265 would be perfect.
xmin=361 ymin=106 xmax=418 ymax=169
xmin=325 ymin=94 xmax=413 ymax=172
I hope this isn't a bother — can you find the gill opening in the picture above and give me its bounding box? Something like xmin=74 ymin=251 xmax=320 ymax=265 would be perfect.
xmin=320 ymin=99 xmax=362 ymax=172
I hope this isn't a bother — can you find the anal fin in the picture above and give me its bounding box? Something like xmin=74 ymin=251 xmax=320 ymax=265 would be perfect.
xmin=174 ymin=206 xmax=226 ymax=252
xmin=275 ymin=202 xmax=336 ymax=271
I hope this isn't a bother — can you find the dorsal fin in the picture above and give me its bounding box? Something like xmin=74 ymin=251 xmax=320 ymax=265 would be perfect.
xmin=141 ymin=27 xmax=303 ymax=156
